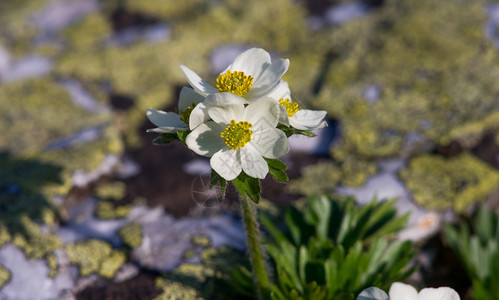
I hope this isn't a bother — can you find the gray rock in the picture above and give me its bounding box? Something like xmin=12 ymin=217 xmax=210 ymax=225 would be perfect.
xmin=72 ymin=154 xmax=120 ymax=188
xmin=325 ymin=2 xmax=369 ymax=26
xmin=363 ymin=84 xmax=382 ymax=103
xmin=1 ymin=55 xmax=52 ymax=82
xmin=31 ymin=0 xmax=99 ymax=32
xmin=183 ymin=158 xmax=211 ymax=176
xmin=133 ymin=213 xmax=245 ymax=272
xmin=59 ymin=79 xmax=109 ymax=113
xmin=45 ymin=124 xmax=107 ymax=151
xmin=0 ymin=244 xmax=74 ymax=300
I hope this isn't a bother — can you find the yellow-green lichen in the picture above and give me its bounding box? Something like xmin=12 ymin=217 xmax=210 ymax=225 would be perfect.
xmin=155 ymin=246 xmax=247 ymax=300
xmin=118 ymin=222 xmax=143 ymax=249
xmin=400 ymin=153 xmax=499 ymax=211
xmin=95 ymin=201 xmax=131 ymax=220
xmin=190 ymin=235 xmax=211 ymax=248
xmin=62 ymin=13 xmax=111 ymax=50
xmin=95 ymin=181 xmax=127 ymax=200
xmin=65 ymin=239 xmax=125 ymax=278
xmin=289 ymin=159 xmax=377 ymax=196
xmin=0 ymin=265 xmax=11 ymax=288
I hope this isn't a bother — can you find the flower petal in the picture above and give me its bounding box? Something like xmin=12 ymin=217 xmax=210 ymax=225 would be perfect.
xmin=278 ymin=105 xmax=290 ymax=126
xmin=189 ymin=102 xmax=210 ymax=130
xmin=226 ymin=48 xmax=271 ymax=79
xmin=289 ymin=109 xmax=328 ymax=130
xmin=178 ymin=86 xmax=205 ymax=110
xmin=357 ymin=287 xmax=389 ymax=300
xmin=179 ymin=65 xmax=219 ymax=97
xmin=418 ymin=287 xmax=460 ymax=300
xmin=244 ymin=97 xmax=279 ymax=128
xmin=247 ymin=58 xmax=289 ymax=99
xmin=389 ymin=283 xmax=418 ymax=300
xmin=146 ymin=108 xmax=186 ymax=132
xmin=207 ymin=94 xmax=246 ymax=124
xmin=186 ymin=121 xmax=226 ymax=157
xmin=250 ymin=127 xmax=289 ymax=159
xmin=211 ymin=149 xmax=242 ymax=181
xmin=240 ymin=147 xmax=268 ymax=179
xmin=266 ymin=80 xmax=291 ymax=101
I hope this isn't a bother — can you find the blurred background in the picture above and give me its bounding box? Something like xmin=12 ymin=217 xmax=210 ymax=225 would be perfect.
xmin=1 ymin=0 xmax=499 ymax=299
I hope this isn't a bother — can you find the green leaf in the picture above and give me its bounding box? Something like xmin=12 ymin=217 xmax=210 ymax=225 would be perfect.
xmin=269 ymin=167 xmax=289 ymax=183
xmin=177 ymin=130 xmax=189 ymax=143
xmin=209 ymin=169 xmax=227 ymax=198
xmin=277 ymin=124 xmax=316 ymax=138
xmin=232 ymin=172 xmax=261 ymax=203
xmin=265 ymin=158 xmax=288 ymax=170
xmin=153 ymin=132 xmax=180 ymax=145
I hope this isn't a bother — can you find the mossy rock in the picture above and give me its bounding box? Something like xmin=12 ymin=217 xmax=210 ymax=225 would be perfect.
xmin=289 ymin=159 xmax=377 ymax=196
xmin=0 ymin=265 xmax=11 ymax=288
xmin=65 ymin=239 xmax=125 ymax=278
xmin=95 ymin=181 xmax=127 ymax=200
xmin=95 ymin=201 xmax=131 ymax=220
xmin=118 ymin=222 xmax=143 ymax=249
xmin=400 ymin=153 xmax=499 ymax=211
xmin=314 ymin=0 xmax=499 ymax=160
xmin=155 ymin=246 xmax=247 ymax=300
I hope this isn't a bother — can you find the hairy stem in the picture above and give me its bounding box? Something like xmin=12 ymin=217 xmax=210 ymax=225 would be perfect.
xmin=240 ymin=193 xmax=271 ymax=300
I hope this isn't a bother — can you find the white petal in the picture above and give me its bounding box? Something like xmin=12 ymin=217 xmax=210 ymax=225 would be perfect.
xmin=146 ymin=108 xmax=186 ymax=130
xmin=250 ymin=127 xmax=289 ymax=159
xmin=146 ymin=126 xmax=188 ymax=133
xmin=418 ymin=287 xmax=460 ymax=300
xmin=244 ymin=97 xmax=279 ymax=128
xmin=226 ymin=48 xmax=271 ymax=79
xmin=178 ymin=86 xmax=205 ymax=110
xmin=179 ymin=65 xmax=219 ymax=97
xmin=211 ymin=149 xmax=242 ymax=181
xmin=278 ymin=105 xmax=290 ymax=126
xmin=357 ymin=287 xmax=389 ymax=300
xmin=205 ymin=92 xmax=248 ymax=107
xmin=186 ymin=121 xmax=226 ymax=157
xmin=189 ymin=102 xmax=210 ymax=130
xmin=208 ymin=96 xmax=245 ymax=124
xmin=240 ymin=147 xmax=268 ymax=179
xmin=247 ymin=58 xmax=289 ymax=99
xmin=389 ymin=283 xmax=418 ymax=300
xmin=289 ymin=109 xmax=328 ymax=130
xmin=266 ymin=80 xmax=291 ymax=101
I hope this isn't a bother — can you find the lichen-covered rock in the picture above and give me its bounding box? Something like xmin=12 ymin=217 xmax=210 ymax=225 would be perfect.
xmin=154 ymin=246 xmax=247 ymax=300
xmin=400 ymin=153 xmax=499 ymax=211
xmin=95 ymin=201 xmax=132 ymax=219
xmin=0 ymin=265 xmax=10 ymax=288
xmin=289 ymin=159 xmax=377 ymax=196
xmin=118 ymin=222 xmax=143 ymax=249
xmin=65 ymin=239 xmax=125 ymax=278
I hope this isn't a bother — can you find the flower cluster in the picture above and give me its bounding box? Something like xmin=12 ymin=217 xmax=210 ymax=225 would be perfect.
xmin=147 ymin=48 xmax=327 ymax=199
xmin=358 ymin=282 xmax=460 ymax=300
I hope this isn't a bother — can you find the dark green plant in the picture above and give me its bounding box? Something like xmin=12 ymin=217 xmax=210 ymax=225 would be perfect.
xmin=224 ymin=196 xmax=415 ymax=300
xmin=445 ymin=205 xmax=499 ymax=299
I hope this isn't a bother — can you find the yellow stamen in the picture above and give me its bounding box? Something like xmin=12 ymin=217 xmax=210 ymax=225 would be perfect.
xmin=279 ymin=98 xmax=300 ymax=117
xmin=179 ymin=103 xmax=197 ymax=125
xmin=220 ymin=120 xmax=253 ymax=150
xmin=216 ymin=70 xmax=254 ymax=96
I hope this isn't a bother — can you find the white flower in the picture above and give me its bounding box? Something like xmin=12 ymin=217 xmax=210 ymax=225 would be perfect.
xmin=267 ymin=81 xmax=327 ymax=130
xmin=180 ymin=48 xmax=289 ymax=101
xmin=357 ymin=282 xmax=460 ymax=300
xmin=186 ymin=92 xmax=289 ymax=180
xmin=147 ymin=87 xmax=205 ymax=133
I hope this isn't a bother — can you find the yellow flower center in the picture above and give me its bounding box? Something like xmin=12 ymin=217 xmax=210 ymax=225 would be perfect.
xmin=279 ymin=98 xmax=300 ymax=117
xmin=216 ymin=70 xmax=254 ymax=96
xmin=179 ymin=103 xmax=197 ymax=125
xmin=220 ymin=120 xmax=253 ymax=150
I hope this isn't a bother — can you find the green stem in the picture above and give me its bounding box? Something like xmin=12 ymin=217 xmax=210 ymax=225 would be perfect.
xmin=240 ymin=193 xmax=271 ymax=300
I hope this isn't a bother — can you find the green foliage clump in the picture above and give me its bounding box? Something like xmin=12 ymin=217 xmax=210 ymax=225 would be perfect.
xmin=118 ymin=222 xmax=143 ymax=249
xmin=400 ymin=153 xmax=499 ymax=211
xmin=154 ymin=246 xmax=247 ymax=300
xmin=65 ymin=239 xmax=125 ymax=278
xmin=0 ymin=265 xmax=10 ymax=288
xmin=226 ymin=196 xmax=414 ymax=299
xmin=445 ymin=206 xmax=499 ymax=299
xmin=95 ymin=201 xmax=131 ymax=219
xmin=289 ymin=160 xmax=377 ymax=196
